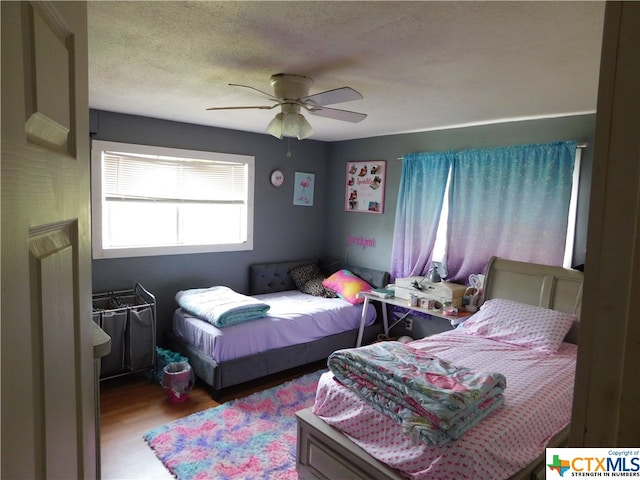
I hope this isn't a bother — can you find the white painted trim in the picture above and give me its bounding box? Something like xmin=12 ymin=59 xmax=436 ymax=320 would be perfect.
xmin=91 ymin=140 xmax=255 ymax=259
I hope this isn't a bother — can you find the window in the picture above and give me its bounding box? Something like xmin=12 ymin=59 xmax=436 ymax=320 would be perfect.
xmin=430 ymin=150 xmax=580 ymax=274
xmin=391 ymin=142 xmax=580 ymax=282
xmin=91 ymin=140 xmax=254 ymax=258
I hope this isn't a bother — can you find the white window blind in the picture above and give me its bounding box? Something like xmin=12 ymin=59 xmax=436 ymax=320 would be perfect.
xmin=92 ymin=140 xmax=254 ymax=259
xmin=102 ymin=153 xmax=247 ymax=204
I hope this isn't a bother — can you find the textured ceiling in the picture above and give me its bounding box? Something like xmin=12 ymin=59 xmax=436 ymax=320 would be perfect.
xmin=88 ymin=1 xmax=605 ymax=142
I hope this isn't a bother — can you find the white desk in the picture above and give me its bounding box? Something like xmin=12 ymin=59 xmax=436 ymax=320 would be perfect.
xmin=355 ymin=292 xmax=472 ymax=347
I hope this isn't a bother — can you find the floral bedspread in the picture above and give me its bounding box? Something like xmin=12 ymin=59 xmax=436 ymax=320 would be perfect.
xmin=327 ymin=340 xmax=506 ymax=446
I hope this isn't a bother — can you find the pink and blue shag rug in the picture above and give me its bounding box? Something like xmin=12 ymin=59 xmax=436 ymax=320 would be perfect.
xmin=144 ymin=370 xmax=324 ymax=480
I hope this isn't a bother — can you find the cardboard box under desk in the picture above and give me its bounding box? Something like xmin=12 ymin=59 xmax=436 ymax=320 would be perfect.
xmin=394 ymin=276 xmax=466 ymax=308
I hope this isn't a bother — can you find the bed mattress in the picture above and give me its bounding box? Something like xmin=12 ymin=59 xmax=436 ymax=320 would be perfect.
xmin=313 ymin=329 xmax=578 ymax=480
xmin=173 ymin=290 xmax=376 ymax=363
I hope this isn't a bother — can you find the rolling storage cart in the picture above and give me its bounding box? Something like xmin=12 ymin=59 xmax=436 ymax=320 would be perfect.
xmin=92 ymin=283 xmax=156 ymax=380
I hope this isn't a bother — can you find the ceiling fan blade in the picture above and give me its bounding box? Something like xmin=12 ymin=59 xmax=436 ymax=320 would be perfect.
xmin=303 ymin=86 xmax=363 ymax=106
xmin=307 ymin=105 xmax=367 ymax=123
xmin=206 ymin=105 xmax=277 ymax=111
xmin=229 ymin=83 xmax=280 ymax=102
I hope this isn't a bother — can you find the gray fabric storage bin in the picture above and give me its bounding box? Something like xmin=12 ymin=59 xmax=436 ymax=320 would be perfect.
xmin=100 ymin=310 xmax=127 ymax=376
xmin=93 ymin=284 xmax=156 ymax=380
xmin=125 ymin=306 xmax=154 ymax=370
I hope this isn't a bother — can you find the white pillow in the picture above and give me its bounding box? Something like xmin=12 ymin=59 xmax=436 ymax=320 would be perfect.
xmin=461 ymin=298 xmax=576 ymax=354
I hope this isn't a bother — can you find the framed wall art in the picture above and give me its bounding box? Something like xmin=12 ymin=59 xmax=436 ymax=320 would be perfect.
xmin=293 ymin=172 xmax=315 ymax=206
xmin=344 ymin=160 xmax=386 ymax=214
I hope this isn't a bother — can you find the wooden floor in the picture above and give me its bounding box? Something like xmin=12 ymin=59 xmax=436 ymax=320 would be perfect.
xmin=99 ymin=362 xmax=325 ymax=479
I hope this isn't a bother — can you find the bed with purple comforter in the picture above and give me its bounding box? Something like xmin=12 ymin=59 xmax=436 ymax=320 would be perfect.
xmin=166 ymin=259 xmax=389 ymax=398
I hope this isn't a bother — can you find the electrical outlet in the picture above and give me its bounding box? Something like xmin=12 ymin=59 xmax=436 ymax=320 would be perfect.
xmin=403 ymin=318 xmax=413 ymax=330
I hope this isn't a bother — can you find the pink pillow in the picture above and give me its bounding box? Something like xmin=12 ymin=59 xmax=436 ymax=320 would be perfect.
xmin=322 ymin=269 xmax=372 ymax=304
xmin=461 ymin=298 xmax=575 ymax=354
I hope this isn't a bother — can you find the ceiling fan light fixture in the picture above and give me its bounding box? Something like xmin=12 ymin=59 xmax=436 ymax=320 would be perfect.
xmin=209 ymin=73 xmax=364 ymax=140
xmin=266 ymin=113 xmax=284 ymax=139
xmin=266 ymin=112 xmax=313 ymax=140
xmin=286 ymin=113 xmax=313 ymax=140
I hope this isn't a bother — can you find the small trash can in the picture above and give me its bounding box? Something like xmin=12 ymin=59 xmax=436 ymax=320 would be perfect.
xmin=162 ymin=362 xmax=194 ymax=403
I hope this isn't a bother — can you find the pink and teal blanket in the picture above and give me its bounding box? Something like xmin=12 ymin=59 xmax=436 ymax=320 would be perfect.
xmin=327 ymin=341 xmax=506 ymax=446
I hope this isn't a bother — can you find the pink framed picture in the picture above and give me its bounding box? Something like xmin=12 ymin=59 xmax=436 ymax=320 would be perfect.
xmin=345 ymin=161 xmax=386 ymax=214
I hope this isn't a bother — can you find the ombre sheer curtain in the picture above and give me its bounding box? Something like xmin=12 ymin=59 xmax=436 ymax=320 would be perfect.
xmin=390 ymin=152 xmax=453 ymax=280
xmin=390 ymin=141 xmax=577 ymax=283
xmin=445 ymin=142 xmax=577 ymax=282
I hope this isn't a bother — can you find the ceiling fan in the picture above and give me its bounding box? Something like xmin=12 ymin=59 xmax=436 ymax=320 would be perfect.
xmin=207 ymin=73 xmax=367 ymax=140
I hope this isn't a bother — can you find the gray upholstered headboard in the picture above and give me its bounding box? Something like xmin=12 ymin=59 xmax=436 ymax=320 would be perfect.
xmin=249 ymin=259 xmax=390 ymax=295
xmin=249 ymin=259 xmax=317 ymax=295
xmin=483 ymin=256 xmax=584 ymax=343
xmin=340 ymin=264 xmax=390 ymax=290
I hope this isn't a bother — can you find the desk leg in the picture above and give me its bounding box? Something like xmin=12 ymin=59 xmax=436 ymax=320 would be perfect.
xmin=382 ymin=302 xmax=389 ymax=337
xmin=356 ymin=297 xmax=370 ymax=347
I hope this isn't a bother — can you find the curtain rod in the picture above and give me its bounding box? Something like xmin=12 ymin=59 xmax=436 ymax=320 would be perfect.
xmin=396 ymin=142 xmax=588 ymax=160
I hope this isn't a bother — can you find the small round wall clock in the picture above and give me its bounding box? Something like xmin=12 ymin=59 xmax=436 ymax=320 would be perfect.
xmin=270 ymin=169 xmax=285 ymax=187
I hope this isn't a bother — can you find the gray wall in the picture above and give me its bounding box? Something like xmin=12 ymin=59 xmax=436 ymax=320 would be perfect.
xmin=324 ymin=114 xmax=596 ymax=274
xmin=91 ymin=110 xmax=595 ymax=344
xmin=90 ymin=110 xmax=330 ymax=339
